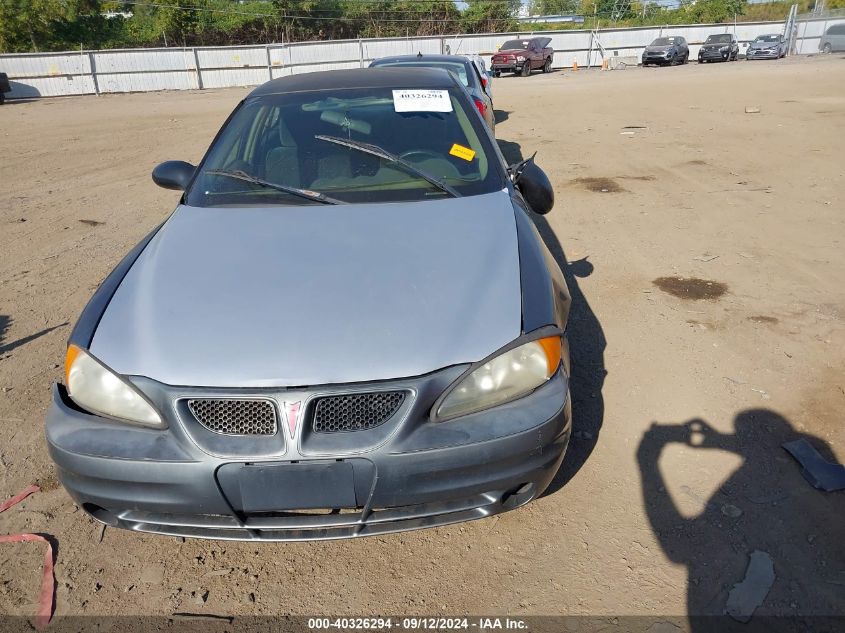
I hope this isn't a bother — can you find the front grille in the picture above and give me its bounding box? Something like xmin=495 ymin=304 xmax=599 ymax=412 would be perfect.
xmin=187 ymin=399 xmax=277 ymax=435
xmin=312 ymin=391 xmax=405 ymax=433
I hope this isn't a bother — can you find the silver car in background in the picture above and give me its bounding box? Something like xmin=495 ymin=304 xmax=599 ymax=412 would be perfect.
xmin=464 ymin=53 xmax=494 ymax=102
xmin=746 ymin=34 xmax=787 ymax=60
xmin=47 ymin=68 xmax=571 ymax=541
xmin=819 ymin=23 xmax=845 ymax=53
xmin=641 ymin=36 xmax=689 ymax=66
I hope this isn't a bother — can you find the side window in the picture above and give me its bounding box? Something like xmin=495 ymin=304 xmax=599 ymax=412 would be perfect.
xmin=212 ymin=103 xmax=271 ymax=170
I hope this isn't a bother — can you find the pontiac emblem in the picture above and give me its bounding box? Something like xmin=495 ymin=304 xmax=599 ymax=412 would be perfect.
xmin=283 ymin=401 xmax=301 ymax=438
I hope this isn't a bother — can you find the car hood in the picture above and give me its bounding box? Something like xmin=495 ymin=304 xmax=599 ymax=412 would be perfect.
xmin=749 ymin=42 xmax=778 ymax=49
xmin=90 ymin=191 xmax=523 ymax=388
xmin=644 ymin=45 xmax=674 ymax=52
xmin=494 ymin=49 xmax=528 ymax=56
xmin=702 ymin=42 xmax=729 ymax=49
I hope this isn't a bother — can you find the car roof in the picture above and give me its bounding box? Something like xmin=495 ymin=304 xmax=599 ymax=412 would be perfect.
xmin=248 ymin=67 xmax=457 ymax=98
xmin=502 ymin=36 xmax=551 ymax=44
xmin=372 ymin=54 xmax=473 ymax=66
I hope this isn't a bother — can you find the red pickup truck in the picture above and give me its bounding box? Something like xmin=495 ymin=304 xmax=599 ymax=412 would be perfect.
xmin=491 ymin=37 xmax=554 ymax=77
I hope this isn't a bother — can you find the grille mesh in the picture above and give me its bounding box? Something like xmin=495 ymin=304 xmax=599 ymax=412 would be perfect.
xmin=187 ymin=399 xmax=277 ymax=435
xmin=312 ymin=392 xmax=405 ymax=433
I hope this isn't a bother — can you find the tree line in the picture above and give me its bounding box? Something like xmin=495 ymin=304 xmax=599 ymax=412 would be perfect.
xmin=0 ymin=0 xmax=836 ymax=53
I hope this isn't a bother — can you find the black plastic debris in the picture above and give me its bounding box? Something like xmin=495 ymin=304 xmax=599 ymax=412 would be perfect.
xmin=782 ymin=439 xmax=845 ymax=492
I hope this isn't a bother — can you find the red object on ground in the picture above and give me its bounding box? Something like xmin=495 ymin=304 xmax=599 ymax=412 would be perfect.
xmin=0 ymin=485 xmax=54 ymax=630
xmin=0 ymin=484 xmax=39 ymax=513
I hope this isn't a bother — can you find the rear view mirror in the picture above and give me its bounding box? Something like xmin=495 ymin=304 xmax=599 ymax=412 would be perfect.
xmin=510 ymin=155 xmax=554 ymax=215
xmin=152 ymin=160 xmax=196 ymax=191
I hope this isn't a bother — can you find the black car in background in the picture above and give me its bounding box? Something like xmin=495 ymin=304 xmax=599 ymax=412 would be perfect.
xmin=642 ymin=36 xmax=689 ymax=66
xmin=698 ymin=34 xmax=740 ymax=63
xmin=0 ymin=72 xmax=10 ymax=104
xmin=369 ymin=54 xmax=495 ymax=133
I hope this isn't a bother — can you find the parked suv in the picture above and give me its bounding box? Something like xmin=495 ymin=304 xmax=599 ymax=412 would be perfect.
xmin=642 ymin=36 xmax=689 ymax=66
xmin=819 ymin=23 xmax=845 ymax=53
xmin=491 ymin=37 xmax=553 ymax=77
xmin=698 ymin=34 xmax=739 ymax=63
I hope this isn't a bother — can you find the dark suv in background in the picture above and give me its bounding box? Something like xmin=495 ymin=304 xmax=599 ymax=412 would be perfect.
xmin=491 ymin=37 xmax=554 ymax=77
xmin=698 ymin=33 xmax=740 ymax=62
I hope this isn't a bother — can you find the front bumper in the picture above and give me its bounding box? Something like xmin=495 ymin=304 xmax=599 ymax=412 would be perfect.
xmin=642 ymin=53 xmax=672 ymax=64
xmin=746 ymin=49 xmax=779 ymax=59
xmin=46 ymin=367 xmax=571 ymax=541
xmin=699 ymin=49 xmax=730 ymax=61
xmin=492 ymin=60 xmax=524 ymax=73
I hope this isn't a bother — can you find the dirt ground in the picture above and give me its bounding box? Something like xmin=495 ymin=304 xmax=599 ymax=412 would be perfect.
xmin=1 ymin=55 xmax=844 ymax=629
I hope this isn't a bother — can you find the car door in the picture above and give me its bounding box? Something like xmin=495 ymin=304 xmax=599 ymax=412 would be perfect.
xmin=834 ymin=24 xmax=845 ymax=51
xmin=679 ymin=37 xmax=688 ymax=57
xmin=525 ymin=42 xmax=536 ymax=69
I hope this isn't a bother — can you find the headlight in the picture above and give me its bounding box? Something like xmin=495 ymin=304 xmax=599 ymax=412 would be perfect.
xmin=433 ymin=334 xmax=562 ymax=421
xmin=64 ymin=345 xmax=164 ymax=427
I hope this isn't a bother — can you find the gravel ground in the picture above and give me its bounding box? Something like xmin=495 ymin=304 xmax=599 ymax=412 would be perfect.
xmin=1 ymin=54 xmax=843 ymax=629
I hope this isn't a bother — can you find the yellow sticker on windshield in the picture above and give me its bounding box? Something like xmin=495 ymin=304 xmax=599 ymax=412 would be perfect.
xmin=449 ymin=144 xmax=476 ymax=162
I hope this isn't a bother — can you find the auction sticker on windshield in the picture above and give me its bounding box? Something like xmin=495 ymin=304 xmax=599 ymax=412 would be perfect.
xmin=449 ymin=143 xmax=476 ymax=161
xmin=392 ymin=89 xmax=453 ymax=113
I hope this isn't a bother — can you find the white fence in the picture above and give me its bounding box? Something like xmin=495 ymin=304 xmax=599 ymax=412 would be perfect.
xmin=1 ymin=17 xmax=840 ymax=100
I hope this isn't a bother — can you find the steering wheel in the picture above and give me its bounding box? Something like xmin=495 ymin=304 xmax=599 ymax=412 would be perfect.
xmin=399 ymin=149 xmax=443 ymax=162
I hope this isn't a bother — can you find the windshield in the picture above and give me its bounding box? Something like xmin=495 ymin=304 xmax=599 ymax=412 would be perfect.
xmin=651 ymin=37 xmax=676 ymax=46
xmin=705 ymin=34 xmax=732 ymax=44
xmin=754 ymin=35 xmax=780 ymax=43
xmin=371 ymin=60 xmax=471 ymax=88
xmin=501 ymin=40 xmax=531 ymax=50
xmin=185 ymin=87 xmax=503 ymax=207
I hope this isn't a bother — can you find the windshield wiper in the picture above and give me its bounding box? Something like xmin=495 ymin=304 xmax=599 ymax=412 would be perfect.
xmin=314 ymin=135 xmax=460 ymax=198
xmin=204 ymin=169 xmax=344 ymax=205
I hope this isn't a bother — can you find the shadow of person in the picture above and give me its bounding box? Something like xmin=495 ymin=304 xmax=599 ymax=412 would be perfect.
xmin=0 ymin=315 xmax=9 ymax=345
xmin=494 ymin=109 xmax=510 ymax=124
xmin=0 ymin=315 xmax=68 ymax=356
xmin=496 ymin=137 xmax=607 ymax=493
xmin=638 ymin=410 xmax=845 ymax=629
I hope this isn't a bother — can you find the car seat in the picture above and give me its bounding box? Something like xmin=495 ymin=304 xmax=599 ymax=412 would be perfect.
xmin=264 ymin=120 xmax=300 ymax=187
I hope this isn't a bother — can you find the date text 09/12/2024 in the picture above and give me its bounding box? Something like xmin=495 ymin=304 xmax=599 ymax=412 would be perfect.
xmin=307 ymin=618 xmax=529 ymax=631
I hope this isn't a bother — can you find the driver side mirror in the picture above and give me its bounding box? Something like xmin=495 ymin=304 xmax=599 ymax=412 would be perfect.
xmin=152 ymin=160 xmax=196 ymax=191
xmin=510 ymin=156 xmax=554 ymax=215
